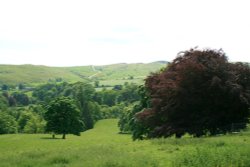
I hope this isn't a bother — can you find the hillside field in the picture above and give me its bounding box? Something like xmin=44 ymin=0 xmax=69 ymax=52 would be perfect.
xmin=0 ymin=62 xmax=167 ymax=86
xmin=1 ymin=119 xmax=250 ymax=167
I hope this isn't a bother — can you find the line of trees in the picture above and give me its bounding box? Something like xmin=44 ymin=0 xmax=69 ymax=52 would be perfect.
xmin=0 ymin=80 xmax=141 ymax=138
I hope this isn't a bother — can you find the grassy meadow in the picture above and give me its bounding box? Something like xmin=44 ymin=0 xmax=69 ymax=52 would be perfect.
xmin=0 ymin=119 xmax=250 ymax=167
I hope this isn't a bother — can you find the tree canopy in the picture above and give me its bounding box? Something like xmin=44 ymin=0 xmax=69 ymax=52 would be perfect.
xmin=45 ymin=97 xmax=84 ymax=139
xmin=134 ymin=48 xmax=250 ymax=138
xmin=0 ymin=112 xmax=18 ymax=134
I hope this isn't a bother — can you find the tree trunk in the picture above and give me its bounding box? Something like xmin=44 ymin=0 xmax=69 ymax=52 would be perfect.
xmin=62 ymin=133 xmax=66 ymax=139
xmin=52 ymin=134 xmax=55 ymax=139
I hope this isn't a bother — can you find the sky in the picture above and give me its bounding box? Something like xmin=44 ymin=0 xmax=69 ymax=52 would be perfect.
xmin=0 ymin=0 xmax=250 ymax=67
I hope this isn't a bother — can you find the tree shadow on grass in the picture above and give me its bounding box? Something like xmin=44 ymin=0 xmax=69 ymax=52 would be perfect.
xmin=40 ymin=137 xmax=62 ymax=140
xmin=118 ymin=132 xmax=131 ymax=135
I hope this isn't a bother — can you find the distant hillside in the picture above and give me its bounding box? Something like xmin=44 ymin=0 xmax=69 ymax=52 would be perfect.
xmin=94 ymin=62 xmax=167 ymax=80
xmin=0 ymin=62 xmax=167 ymax=85
xmin=0 ymin=65 xmax=94 ymax=85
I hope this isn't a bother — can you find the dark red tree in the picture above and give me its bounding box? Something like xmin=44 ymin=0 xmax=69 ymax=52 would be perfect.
xmin=135 ymin=49 xmax=250 ymax=138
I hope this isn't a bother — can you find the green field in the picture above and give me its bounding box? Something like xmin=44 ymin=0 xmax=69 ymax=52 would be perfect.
xmin=1 ymin=119 xmax=250 ymax=167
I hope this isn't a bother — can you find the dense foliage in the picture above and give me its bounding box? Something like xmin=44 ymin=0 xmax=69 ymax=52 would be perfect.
xmin=118 ymin=85 xmax=151 ymax=139
xmin=132 ymin=49 xmax=250 ymax=139
xmin=0 ymin=62 xmax=163 ymax=135
xmin=0 ymin=78 xmax=141 ymax=135
xmin=0 ymin=112 xmax=18 ymax=134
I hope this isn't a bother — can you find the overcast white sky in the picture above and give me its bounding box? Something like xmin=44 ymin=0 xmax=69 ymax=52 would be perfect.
xmin=0 ymin=0 xmax=250 ymax=66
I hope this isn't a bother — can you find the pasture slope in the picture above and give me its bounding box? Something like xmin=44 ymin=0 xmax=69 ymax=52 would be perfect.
xmin=0 ymin=62 xmax=167 ymax=85
xmin=0 ymin=119 xmax=250 ymax=167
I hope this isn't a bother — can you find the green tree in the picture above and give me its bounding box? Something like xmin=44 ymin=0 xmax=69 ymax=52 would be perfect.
xmin=18 ymin=111 xmax=33 ymax=132
xmin=28 ymin=104 xmax=46 ymax=117
xmin=45 ymin=97 xmax=84 ymax=139
xmin=1 ymin=84 xmax=9 ymax=91
xmin=118 ymin=105 xmax=133 ymax=133
xmin=73 ymin=82 xmax=95 ymax=129
xmin=8 ymin=96 xmax=16 ymax=107
xmin=117 ymin=83 xmax=140 ymax=104
xmin=18 ymin=83 xmax=25 ymax=90
xmin=32 ymin=82 xmax=68 ymax=103
xmin=0 ymin=94 xmax=8 ymax=110
xmin=23 ymin=116 xmax=46 ymax=133
xmin=87 ymin=101 xmax=102 ymax=122
xmin=101 ymin=90 xmax=117 ymax=106
xmin=113 ymin=85 xmax=123 ymax=90
xmin=11 ymin=92 xmax=30 ymax=106
xmin=118 ymin=85 xmax=151 ymax=139
xmin=0 ymin=112 xmax=18 ymax=134
xmin=94 ymin=80 xmax=100 ymax=87
xmin=99 ymin=104 xmax=124 ymax=119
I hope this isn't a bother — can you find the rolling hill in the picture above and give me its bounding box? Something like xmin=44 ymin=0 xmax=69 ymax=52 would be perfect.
xmin=0 ymin=62 xmax=167 ymax=86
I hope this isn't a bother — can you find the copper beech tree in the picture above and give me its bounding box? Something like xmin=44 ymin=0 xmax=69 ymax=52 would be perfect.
xmin=134 ymin=49 xmax=250 ymax=138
